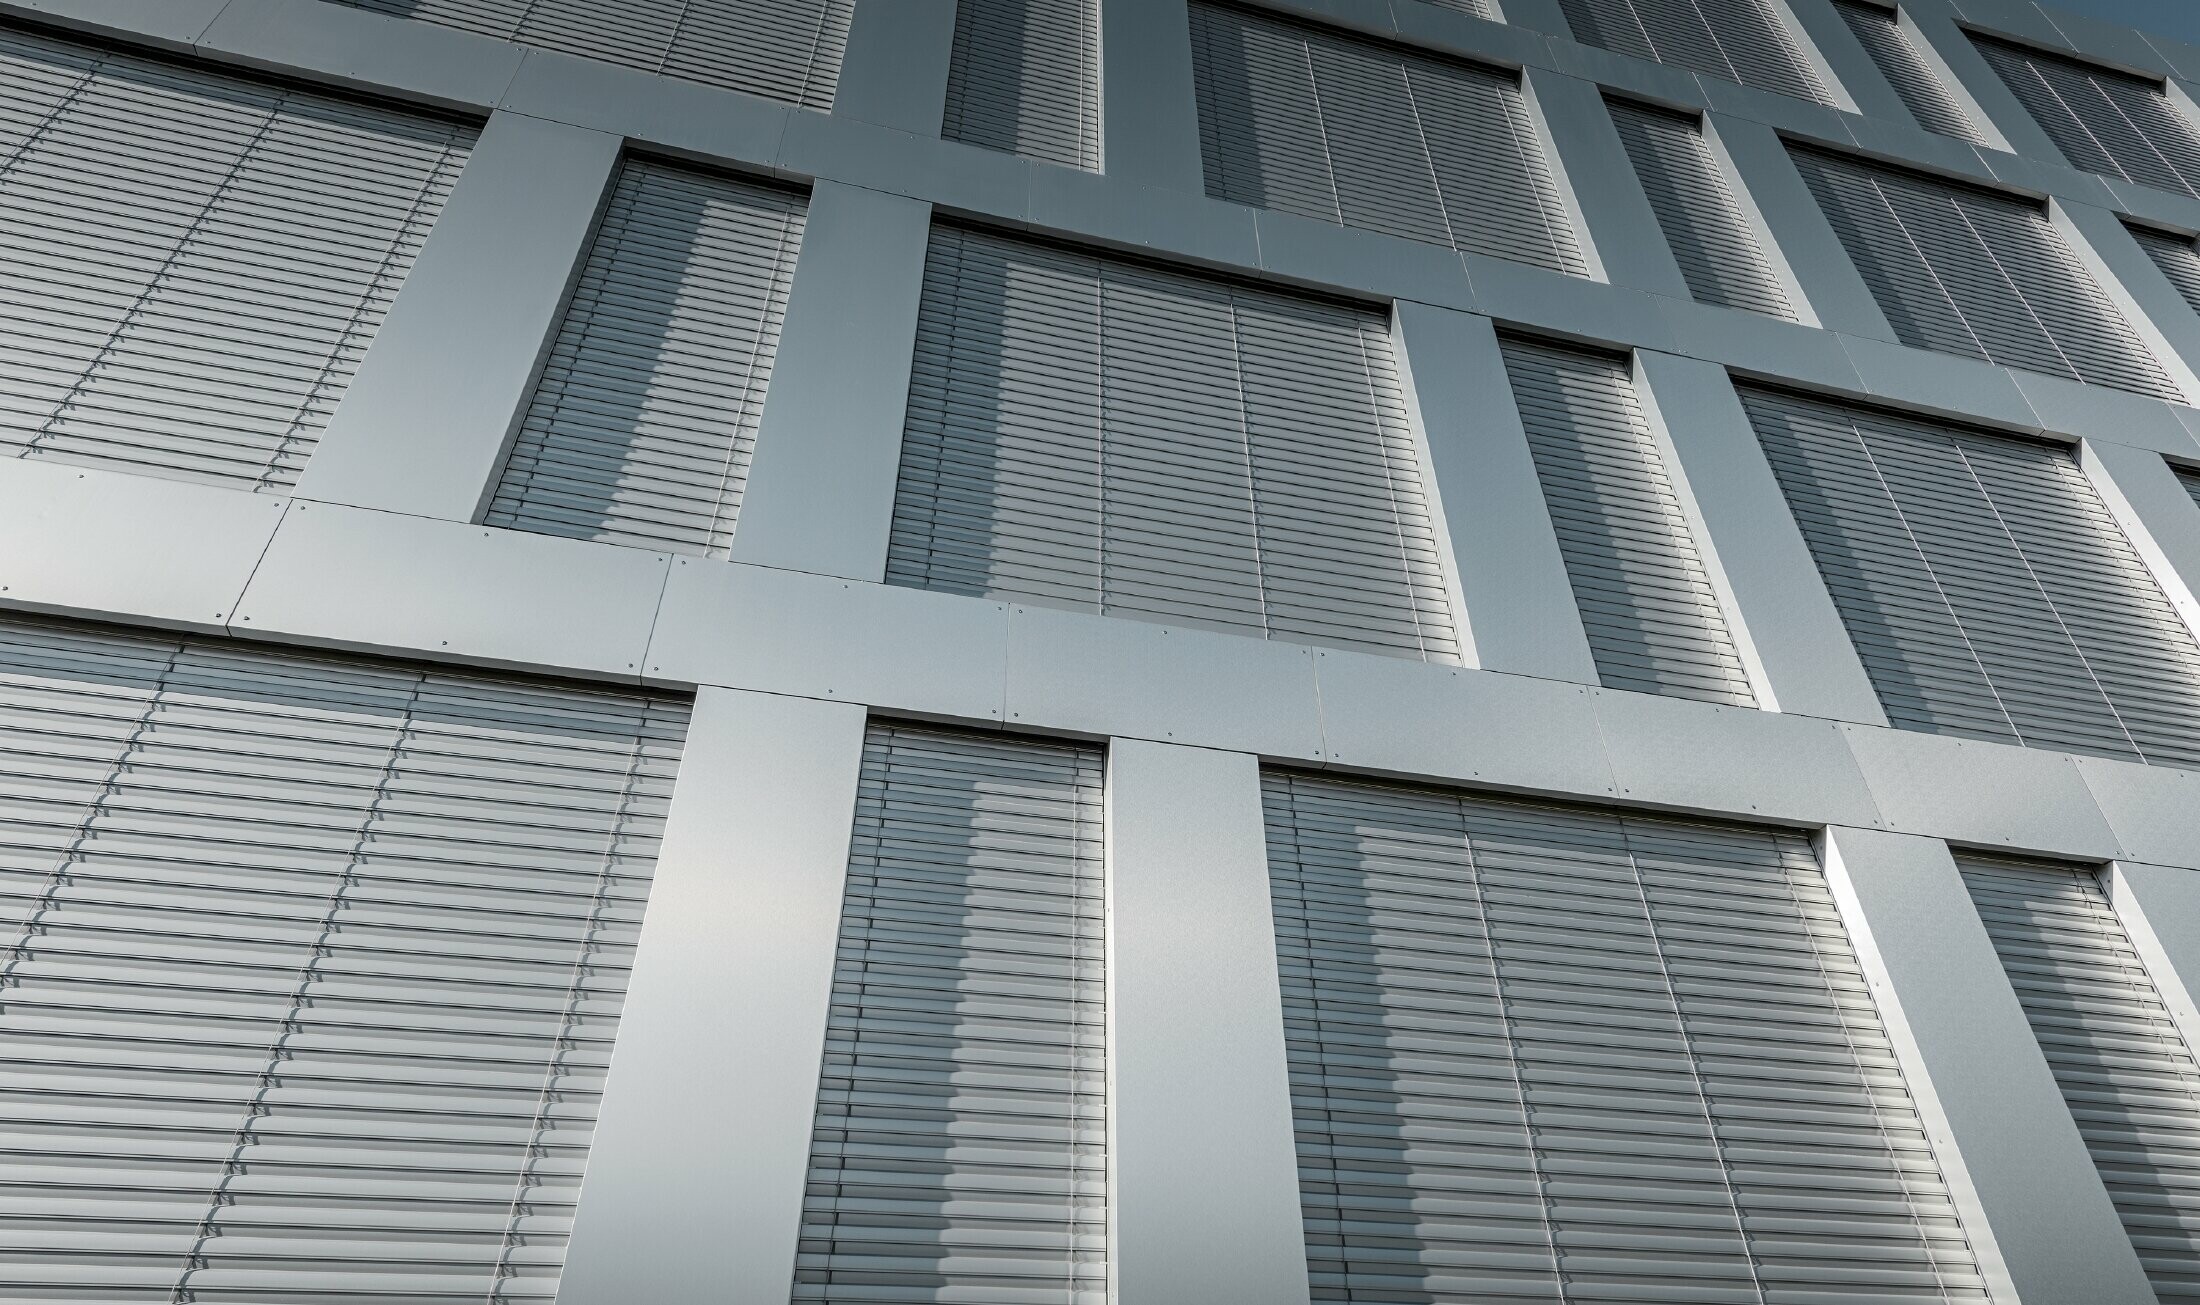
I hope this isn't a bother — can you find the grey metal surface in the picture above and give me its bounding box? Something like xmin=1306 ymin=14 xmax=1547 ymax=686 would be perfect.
xmin=943 ymin=0 xmax=1100 ymax=169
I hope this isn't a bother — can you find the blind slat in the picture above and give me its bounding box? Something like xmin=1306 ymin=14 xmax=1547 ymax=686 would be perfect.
xmin=1832 ymin=0 xmax=1984 ymax=144
xmin=943 ymin=0 xmax=1101 ymax=170
xmin=1608 ymin=100 xmax=1794 ymax=318
xmin=1976 ymin=35 xmax=2200 ymax=200
xmin=1555 ymin=0 xmax=1829 ymax=103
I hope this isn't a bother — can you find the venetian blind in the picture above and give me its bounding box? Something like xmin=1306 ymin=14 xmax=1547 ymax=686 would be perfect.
xmin=1555 ymin=0 xmax=1831 ymax=103
xmin=0 ymin=615 xmax=686 ymax=1300
xmin=943 ymin=0 xmax=1102 ymax=169
xmin=2131 ymin=222 xmax=2200 ymax=319
xmin=888 ymin=225 xmax=1462 ymax=662
xmin=1976 ymin=34 xmax=2200 ymax=200
xmin=0 ymin=25 xmax=471 ymax=493
xmin=485 ymin=161 xmax=805 ymax=558
xmin=794 ymin=722 xmax=1106 ymax=1303
xmin=1831 ymin=0 xmax=1985 ymax=144
xmin=1743 ymin=384 xmax=2200 ymax=766
xmin=1608 ymin=98 xmax=1795 ymax=317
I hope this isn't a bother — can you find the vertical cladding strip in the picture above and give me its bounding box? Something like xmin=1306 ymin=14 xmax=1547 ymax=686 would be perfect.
xmin=484 ymin=162 xmax=806 ymax=559
xmin=0 ymin=26 xmax=471 ymax=494
xmin=1740 ymin=385 xmax=2200 ymax=767
xmin=1186 ymin=2 xmax=1587 ymax=274
xmin=886 ymin=225 xmax=1460 ymax=662
xmin=0 ymin=616 xmax=687 ymax=1299
xmin=1790 ymin=146 xmax=2180 ymax=399
xmin=1263 ymin=771 xmax=1989 ymax=1303
xmin=1958 ymin=855 xmax=2200 ymax=1296
xmin=1499 ymin=337 xmax=1758 ymax=705
xmin=332 ymin=0 xmax=856 ymax=108
xmin=1974 ymin=35 xmax=2200 ymax=201
xmin=1554 ymin=0 xmax=1830 ymax=103
xmin=1830 ymin=0 xmax=1985 ymax=144
xmin=2132 ymin=223 xmax=2200 ymax=318
xmin=1606 ymin=100 xmax=1795 ymax=318
xmin=943 ymin=0 xmax=1102 ymax=169
xmin=793 ymin=724 xmax=1107 ymax=1302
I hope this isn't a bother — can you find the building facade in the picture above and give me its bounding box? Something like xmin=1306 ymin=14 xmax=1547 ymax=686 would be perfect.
xmin=3 ymin=0 xmax=2200 ymax=1301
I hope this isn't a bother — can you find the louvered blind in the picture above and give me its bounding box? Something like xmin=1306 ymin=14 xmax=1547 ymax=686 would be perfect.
xmin=1421 ymin=0 xmax=1496 ymax=15
xmin=0 ymin=27 xmax=470 ymax=494
xmin=484 ymin=162 xmax=804 ymax=558
xmin=1501 ymin=337 xmax=1758 ymax=705
xmin=1976 ymin=35 xmax=2200 ymax=200
xmin=1264 ymin=770 xmax=1990 ymax=1303
xmin=1742 ymin=385 xmax=2200 ymax=766
xmin=1607 ymin=100 xmax=1795 ymax=318
xmin=888 ymin=225 xmax=1461 ymax=662
xmin=2132 ymin=223 xmax=2200 ymax=318
xmin=1792 ymin=146 xmax=2180 ymax=400
xmin=1832 ymin=0 xmax=1985 ymax=144
xmin=0 ymin=615 xmax=686 ymax=1299
xmin=2183 ymin=463 xmax=2200 ymax=513
xmin=943 ymin=0 xmax=1101 ymax=170
xmin=795 ymin=723 xmax=1105 ymax=1303
xmin=1189 ymin=1 xmax=1587 ymax=274
xmin=1959 ymin=854 xmax=2200 ymax=1297
xmin=1555 ymin=0 xmax=1830 ymax=103
xmin=332 ymin=0 xmax=852 ymax=108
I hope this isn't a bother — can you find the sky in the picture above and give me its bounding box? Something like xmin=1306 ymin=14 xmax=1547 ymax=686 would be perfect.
xmin=2041 ymin=0 xmax=2200 ymax=48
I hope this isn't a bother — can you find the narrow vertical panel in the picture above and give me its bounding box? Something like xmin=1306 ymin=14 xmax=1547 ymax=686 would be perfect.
xmin=1830 ymin=0 xmax=1985 ymax=143
xmin=793 ymin=724 xmax=1108 ymax=1302
xmin=483 ymin=163 xmax=807 ymax=558
xmin=1109 ymin=741 xmax=1309 ymax=1304
xmin=1554 ymin=0 xmax=1830 ymax=103
xmin=944 ymin=0 xmax=1102 ymax=168
xmin=1608 ymin=99 xmax=1795 ymax=318
xmin=1975 ymin=35 xmax=2200 ymax=199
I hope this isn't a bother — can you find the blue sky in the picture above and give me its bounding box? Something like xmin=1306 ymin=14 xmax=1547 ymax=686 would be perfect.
xmin=2043 ymin=0 xmax=2200 ymax=47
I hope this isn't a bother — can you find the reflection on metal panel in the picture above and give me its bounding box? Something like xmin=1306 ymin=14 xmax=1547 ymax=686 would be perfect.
xmin=1555 ymin=0 xmax=1830 ymax=103
xmin=944 ymin=0 xmax=1102 ymax=170
xmin=1189 ymin=1 xmax=1588 ymax=273
xmin=1744 ymin=385 xmax=2200 ymax=766
xmin=486 ymin=162 xmax=805 ymax=558
xmin=888 ymin=224 xmax=1462 ymax=662
xmin=1608 ymin=99 xmax=1795 ymax=318
xmin=1264 ymin=770 xmax=1989 ymax=1302
xmin=1959 ymin=854 xmax=2200 ymax=1297
xmin=1502 ymin=336 xmax=1759 ymax=705
xmin=0 ymin=27 xmax=471 ymax=493
xmin=332 ymin=0 xmax=854 ymax=108
xmin=795 ymin=722 xmax=1107 ymax=1303
xmin=1832 ymin=0 xmax=1985 ymax=144
xmin=0 ymin=614 xmax=687 ymax=1298
xmin=1792 ymin=146 xmax=2180 ymax=400
xmin=1976 ymin=35 xmax=2200 ymax=200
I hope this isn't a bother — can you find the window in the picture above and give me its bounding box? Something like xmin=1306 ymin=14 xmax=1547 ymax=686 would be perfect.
xmin=1608 ymin=99 xmax=1794 ymax=317
xmin=943 ymin=0 xmax=1101 ymax=169
xmin=1189 ymin=1 xmax=1587 ymax=274
xmin=2129 ymin=222 xmax=2200 ymax=318
xmin=330 ymin=0 xmax=854 ymax=108
xmin=1743 ymin=385 xmax=2200 ymax=765
xmin=1791 ymin=146 xmax=2178 ymax=399
xmin=1959 ymin=854 xmax=2200 ymax=1298
xmin=0 ymin=614 xmax=686 ymax=1297
xmin=795 ymin=723 xmax=1107 ymax=1303
xmin=888 ymin=225 xmax=1462 ymax=662
xmin=1976 ymin=35 xmax=2200 ymax=200
xmin=0 ymin=27 xmax=471 ymax=492
xmin=1556 ymin=0 xmax=1830 ymax=103
xmin=1832 ymin=0 xmax=1985 ymax=143
xmin=1265 ymin=770 xmax=1990 ymax=1302
xmin=485 ymin=162 xmax=805 ymax=558
xmin=1502 ymin=336 xmax=1758 ymax=704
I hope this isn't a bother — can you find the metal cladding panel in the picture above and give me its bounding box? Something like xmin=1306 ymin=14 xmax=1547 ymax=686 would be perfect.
xmin=0 ymin=27 xmax=471 ymax=494
xmin=1607 ymin=99 xmax=1795 ymax=319
xmin=1975 ymin=35 xmax=2200 ymax=201
xmin=1830 ymin=0 xmax=1985 ymax=145
xmin=1263 ymin=770 xmax=1990 ymax=1303
xmin=1501 ymin=336 xmax=1759 ymax=705
xmin=943 ymin=0 xmax=1101 ymax=170
xmin=1959 ymin=854 xmax=2200 ymax=1298
xmin=484 ymin=162 xmax=804 ymax=558
xmin=1791 ymin=146 xmax=2181 ymax=401
xmin=2132 ymin=223 xmax=2200 ymax=318
xmin=1742 ymin=385 xmax=2200 ymax=767
xmin=795 ymin=722 xmax=1107 ymax=1303
xmin=0 ymin=615 xmax=687 ymax=1299
xmin=332 ymin=0 xmax=854 ymax=109
xmin=1188 ymin=1 xmax=1588 ymax=275
xmin=887 ymin=225 xmax=1463 ymax=663
xmin=1553 ymin=0 xmax=1830 ymax=104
